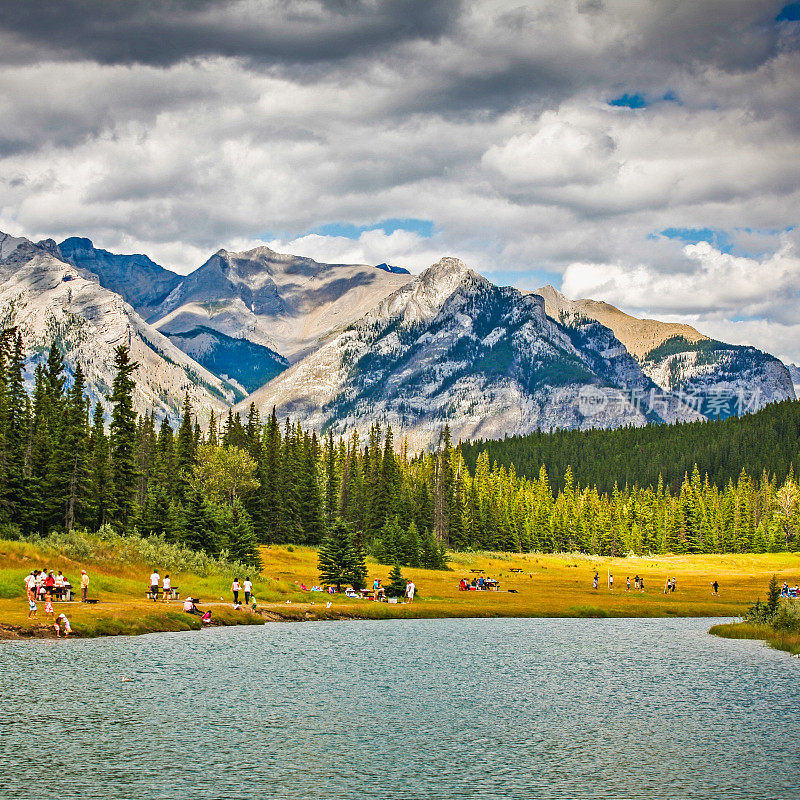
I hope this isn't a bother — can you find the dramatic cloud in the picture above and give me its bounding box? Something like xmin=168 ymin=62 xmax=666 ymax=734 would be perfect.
xmin=0 ymin=0 xmax=798 ymax=358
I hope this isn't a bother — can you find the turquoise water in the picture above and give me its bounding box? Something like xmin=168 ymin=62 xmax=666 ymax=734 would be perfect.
xmin=1 ymin=617 xmax=798 ymax=799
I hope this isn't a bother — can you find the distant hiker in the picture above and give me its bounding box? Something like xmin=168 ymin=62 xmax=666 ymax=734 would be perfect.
xmin=639 ymin=577 xmax=645 ymax=592
xmin=243 ymin=577 xmax=253 ymax=605
xmin=634 ymin=575 xmax=640 ymax=590
xmin=406 ymin=580 xmax=416 ymax=603
xmin=28 ymin=597 xmax=37 ymax=619
xmin=80 ymin=570 xmax=89 ymax=602
xmin=609 ymin=574 xmax=614 ymax=590
xmin=711 ymin=580 xmax=719 ymax=596
xmin=671 ymin=577 xmax=677 ymax=593
xmin=162 ymin=574 xmax=171 ymax=602
xmin=592 ymin=573 xmax=599 ymax=590
xmin=54 ymin=613 xmax=71 ymax=638
xmin=231 ymin=578 xmax=241 ymax=605
xmin=626 ymin=577 xmax=631 ymax=592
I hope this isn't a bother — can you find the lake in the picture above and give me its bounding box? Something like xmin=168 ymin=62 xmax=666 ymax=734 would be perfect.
xmin=1 ymin=617 xmax=798 ymax=799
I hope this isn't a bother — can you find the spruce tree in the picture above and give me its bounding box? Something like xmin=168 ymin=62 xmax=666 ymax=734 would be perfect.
xmin=109 ymin=346 xmax=139 ymax=529
xmin=385 ymin=563 xmax=407 ymax=598
xmin=318 ymin=519 xmax=366 ymax=590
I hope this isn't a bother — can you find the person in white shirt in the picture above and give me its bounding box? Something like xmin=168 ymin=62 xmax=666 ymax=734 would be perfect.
xmin=231 ymin=578 xmax=241 ymax=605
xmin=243 ymin=577 xmax=253 ymax=605
xmin=149 ymin=570 xmax=160 ymax=602
xmin=405 ymin=580 xmax=416 ymax=603
xmin=162 ymin=574 xmax=172 ymax=602
xmin=24 ymin=572 xmax=37 ymax=600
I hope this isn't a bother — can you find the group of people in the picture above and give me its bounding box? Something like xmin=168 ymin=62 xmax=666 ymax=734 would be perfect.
xmin=370 ymin=578 xmax=416 ymax=602
xmin=230 ymin=577 xmax=255 ymax=607
xmin=22 ymin=568 xmax=84 ymax=637
xmin=182 ymin=596 xmax=212 ymax=623
xmin=592 ymin=572 xmax=646 ymax=591
xmin=148 ymin=569 xmax=176 ymax=602
xmin=780 ymin=582 xmax=799 ymax=598
xmin=458 ymin=576 xmax=499 ymax=591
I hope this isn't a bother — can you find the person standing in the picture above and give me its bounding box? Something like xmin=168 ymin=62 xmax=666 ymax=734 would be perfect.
xmin=609 ymin=574 xmax=614 ymax=591
xmin=80 ymin=570 xmax=89 ymax=602
xmin=28 ymin=597 xmax=37 ymax=619
xmin=162 ymin=574 xmax=172 ymax=602
xmin=24 ymin=571 xmax=37 ymax=601
xmin=231 ymin=577 xmax=241 ymax=605
xmin=405 ymin=579 xmax=415 ymax=603
xmin=671 ymin=577 xmax=677 ymax=593
xmin=711 ymin=580 xmax=719 ymax=596
xmin=592 ymin=572 xmax=599 ymax=590
xmin=149 ymin=569 xmax=160 ymax=602
xmin=243 ymin=576 xmax=253 ymax=606
xmin=626 ymin=577 xmax=631 ymax=592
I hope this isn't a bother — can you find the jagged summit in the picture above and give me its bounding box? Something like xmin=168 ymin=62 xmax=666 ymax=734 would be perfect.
xmin=152 ymin=243 xmax=412 ymax=361
xmin=59 ymin=236 xmax=182 ymax=315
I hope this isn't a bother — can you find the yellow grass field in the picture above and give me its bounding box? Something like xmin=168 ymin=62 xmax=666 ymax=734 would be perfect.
xmin=2 ymin=538 xmax=798 ymax=638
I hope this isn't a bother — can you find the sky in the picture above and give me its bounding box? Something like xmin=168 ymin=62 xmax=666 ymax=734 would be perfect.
xmin=0 ymin=0 xmax=799 ymax=362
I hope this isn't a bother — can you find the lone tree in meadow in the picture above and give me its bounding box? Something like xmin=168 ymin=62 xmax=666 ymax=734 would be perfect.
xmin=318 ymin=519 xmax=367 ymax=591
xmin=385 ymin=563 xmax=407 ymax=598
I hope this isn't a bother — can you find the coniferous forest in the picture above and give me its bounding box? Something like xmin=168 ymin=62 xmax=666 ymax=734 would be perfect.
xmin=0 ymin=331 xmax=798 ymax=563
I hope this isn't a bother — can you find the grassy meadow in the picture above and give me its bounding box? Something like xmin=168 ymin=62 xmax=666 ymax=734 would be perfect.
xmin=2 ymin=534 xmax=799 ymax=639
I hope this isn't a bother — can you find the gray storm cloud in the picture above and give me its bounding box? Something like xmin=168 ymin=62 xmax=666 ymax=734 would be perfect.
xmin=0 ymin=0 xmax=798 ymax=360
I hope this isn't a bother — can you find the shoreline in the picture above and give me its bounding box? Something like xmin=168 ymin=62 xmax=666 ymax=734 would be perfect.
xmin=1 ymin=601 xmax=740 ymax=641
xmin=4 ymin=544 xmax=797 ymax=642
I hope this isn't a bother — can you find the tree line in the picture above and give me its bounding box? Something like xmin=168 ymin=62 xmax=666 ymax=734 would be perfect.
xmin=460 ymin=398 xmax=800 ymax=494
xmin=1 ymin=332 xmax=797 ymax=564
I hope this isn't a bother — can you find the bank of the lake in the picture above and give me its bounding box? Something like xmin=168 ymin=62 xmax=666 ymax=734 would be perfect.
xmin=4 ymin=538 xmax=800 ymax=639
xmin=709 ymin=620 xmax=800 ymax=656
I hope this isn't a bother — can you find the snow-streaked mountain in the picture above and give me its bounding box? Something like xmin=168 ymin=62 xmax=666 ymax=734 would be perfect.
xmin=151 ymin=245 xmax=413 ymax=362
xmin=58 ymin=237 xmax=182 ymax=318
xmin=534 ymin=285 xmax=795 ymax=416
xmin=0 ymin=232 xmax=236 ymax=422
xmin=240 ymin=257 xmax=701 ymax=447
xmin=787 ymin=364 xmax=800 ymax=396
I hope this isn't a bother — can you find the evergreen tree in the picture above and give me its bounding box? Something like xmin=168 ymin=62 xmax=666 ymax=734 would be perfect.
xmin=109 ymin=346 xmax=139 ymax=529
xmin=318 ymin=520 xmax=366 ymax=590
xmin=385 ymin=563 xmax=407 ymax=598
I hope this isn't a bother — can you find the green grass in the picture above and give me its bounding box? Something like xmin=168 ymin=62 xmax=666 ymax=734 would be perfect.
xmin=709 ymin=621 xmax=800 ymax=656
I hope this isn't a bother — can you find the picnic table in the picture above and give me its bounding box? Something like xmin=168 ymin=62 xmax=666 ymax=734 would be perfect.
xmin=37 ymin=585 xmax=73 ymax=601
xmin=146 ymin=587 xmax=180 ymax=600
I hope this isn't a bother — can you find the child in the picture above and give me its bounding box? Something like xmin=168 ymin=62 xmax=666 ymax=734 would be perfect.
xmin=54 ymin=613 xmax=71 ymax=638
xmin=28 ymin=598 xmax=37 ymax=619
xmin=44 ymin=594 xmax=54 ymax=620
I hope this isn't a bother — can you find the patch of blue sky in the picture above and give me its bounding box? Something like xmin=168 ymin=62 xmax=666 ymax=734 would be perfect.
xmin=608 ymin=91 xmax=681 ymax=109
xmin=608 ymin=93 xmax=647 ymax=109
xmin=654 ymin=227 xmax=734 ymax=253
xmin=308 ymin=218 xmax=435 ymax=239
xmin=777 ymin=3 xmax=800 ymax=21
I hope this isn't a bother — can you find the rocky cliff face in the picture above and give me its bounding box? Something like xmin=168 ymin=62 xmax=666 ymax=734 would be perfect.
xmin=534 ymin=285 xmax=795 ymax=417
xmin=58 ymin=237 xmax=182 ymax=318
xmin=0 ymin=233 xmax=236 ymax=422
xmin=151 ymin=245 xmax=412 ymax=362
xmin=240 ymin=258 xmax=701 ymax=447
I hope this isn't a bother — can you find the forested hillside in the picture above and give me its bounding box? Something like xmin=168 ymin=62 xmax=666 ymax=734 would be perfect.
xmin=461 ymin=400 xmax=800 ymax=494
xmin=1 ymin=330 xmax=798 ymax=560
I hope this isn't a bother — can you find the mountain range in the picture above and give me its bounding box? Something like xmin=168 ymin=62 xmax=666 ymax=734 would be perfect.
xmin=0 ymin=229 xmax=794 ymax=442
